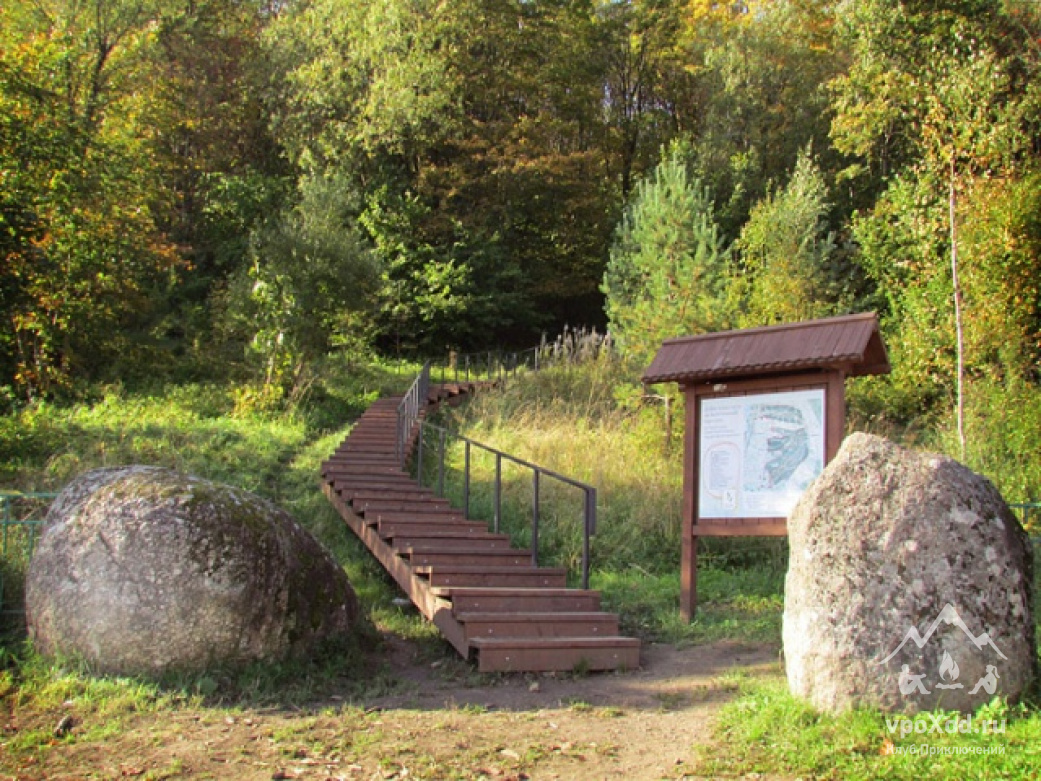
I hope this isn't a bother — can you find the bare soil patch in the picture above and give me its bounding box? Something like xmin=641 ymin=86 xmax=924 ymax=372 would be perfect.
xmin=2 ymin=638 xmax=782 ymax=781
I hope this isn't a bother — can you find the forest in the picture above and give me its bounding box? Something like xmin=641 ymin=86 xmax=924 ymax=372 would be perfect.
xmin=2 ymin=0 xmax=1041 ymax=490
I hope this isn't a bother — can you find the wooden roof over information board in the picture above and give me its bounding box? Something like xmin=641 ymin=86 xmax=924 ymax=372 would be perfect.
xmin=642 ymin=312 xmax=890 ymax=385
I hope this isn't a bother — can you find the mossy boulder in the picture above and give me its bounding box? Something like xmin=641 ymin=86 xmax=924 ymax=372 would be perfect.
xmin=26 ymin=466 xmax=358 ymax=675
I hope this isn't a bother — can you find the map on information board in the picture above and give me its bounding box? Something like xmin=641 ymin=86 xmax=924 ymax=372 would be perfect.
xmin=698 ymin=389 xmax=825 ymax=519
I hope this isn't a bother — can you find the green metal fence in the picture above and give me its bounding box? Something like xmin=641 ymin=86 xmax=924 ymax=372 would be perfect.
xmin=0 ymin=492 xmax=58 ymax=621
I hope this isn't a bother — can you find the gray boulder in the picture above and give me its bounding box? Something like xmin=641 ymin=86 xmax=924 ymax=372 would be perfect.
xmin=784 ymin=433 xmax=1035 ymax=714
xmin=27 ymin=466 xmax=358 ymax=675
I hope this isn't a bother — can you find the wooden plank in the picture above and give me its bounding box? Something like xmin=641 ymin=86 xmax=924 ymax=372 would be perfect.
xmin=357 ymin=501 xmax=455 ymax=515
xmin=470 ymin=637 xmax=640 ymax=673
xmin=458 ymin=612 xmax=619 ymax=641
xmin=440 ymin=587 xmax=602 ymax=613
xmin=391 ymin=533 xmax=512 ymax=551
xmin=694 ymin=518 xmax=787 ymax=537
xmin=322 ymin=464 xmax=408 ymax=477
xmin=407 ymin=550 xmax=533 ymax=567
xmin=343 ymin=488 xmax=438 ymax=502
xmin=377 ymin=520 xmax=490 ymax=538
xmin=365 ymin=509 xmax=469 ymax=523
xmin=326 ymin=454 xmax=401 ymax=465
xmin=419 ymin=567 xmax=568 ymax=589
xmin=334 ymin=479 xmax=428 ymax=492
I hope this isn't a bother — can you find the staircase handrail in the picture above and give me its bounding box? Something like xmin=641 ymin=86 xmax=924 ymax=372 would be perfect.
xmin=396 ymin=362 xmax=431 ymax=466
xmin=413 ymin=420 xmax=597 ymax=590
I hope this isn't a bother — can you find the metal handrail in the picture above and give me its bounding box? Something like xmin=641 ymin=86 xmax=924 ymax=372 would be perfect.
xmin=396 ymin=362 xmax=431 ymax=466
xmin=413 ymin=420 xmax=597 ymax=589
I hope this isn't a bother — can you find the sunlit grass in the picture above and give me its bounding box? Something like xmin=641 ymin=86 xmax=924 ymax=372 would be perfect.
xmin=693 ymin=677 xmax=1041 ymax=780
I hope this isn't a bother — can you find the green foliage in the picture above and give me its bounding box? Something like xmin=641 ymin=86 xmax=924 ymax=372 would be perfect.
xmin=731 ymin=149 xmax=845 ymax=327
xmin=223 ymin=173 xmax=380 ymax=397
xmin=933 ymin=377 xmax=1041 ymax=511
xmin=603 ymin=147 xmax=730 ymax=364
xmin=957 ymin=173 xmax=1041 ymax=375
xmin=0 ymin=3 xmax=179 ymax=397
xmin=687 ymin=0 xmax=845 ymax=237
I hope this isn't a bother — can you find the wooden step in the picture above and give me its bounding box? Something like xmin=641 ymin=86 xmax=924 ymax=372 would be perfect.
xmin=334 ymin=449 xmax=399 ymax=460
xmin=343 ymin=487 xmax=438 ymax=502
xmin=457 ymin=611 xmax=619 ymax=641
xmin=328 ymin=454 xmax=401 ymax=465
xmin=322 ymin=463 xmax=408 ymax=477
xmin=406 ymin=548 xmax=533 ymax=567
xmin=416 ymin=565 xmax=567 ymax=588
xmin=391 ymin=533 xmax=513 ymax=551
xmin=322 ymin=474 xmax=412 ymax=487
xmin=438 ymin=587 xmax=602 ymax=613
xmin=334 ymin=478 xmax=428 ymax=492
xmin=377 ymin=520 xmax=491 ymax=538
xmin=355 ymin=498 xmax=454 ymax=513
xmin=363 ymin=509 xmax=468 ymax=523
xmin=470 ymin=636 xmax=641 ymax=673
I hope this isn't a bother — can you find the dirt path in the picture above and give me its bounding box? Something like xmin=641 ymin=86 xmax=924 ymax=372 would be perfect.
xmin=2 ymin=639 xmax=783 ymax=781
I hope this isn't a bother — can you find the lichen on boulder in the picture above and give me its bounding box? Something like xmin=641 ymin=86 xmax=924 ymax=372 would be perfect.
xmin=27 ymin=465 xmax=358 ymax=676
xmin=783 ymin=433 xmax=1036 ymax=714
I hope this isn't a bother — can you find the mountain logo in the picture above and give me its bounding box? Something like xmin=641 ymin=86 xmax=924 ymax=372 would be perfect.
xmin=878 ymin=603 xmax=1005 ymax=697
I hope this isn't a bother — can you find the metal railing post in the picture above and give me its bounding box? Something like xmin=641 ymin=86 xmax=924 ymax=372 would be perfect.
xmin=463 ymin=441 xmax=471 ymax=519
xmin=494 ymin=454 xmax=502 ymax=533
xmin=438 ymin=429 xmax=447 ymax=496
xmin=583 ymin=488 xmax=596 ymax=590
xmin=396 ymin=361 xmax=430 ymax=468
xmin=416 ymin=425 xmax=425 ymax=486
xmin=531 ymin=470 xmax=540 ymax=567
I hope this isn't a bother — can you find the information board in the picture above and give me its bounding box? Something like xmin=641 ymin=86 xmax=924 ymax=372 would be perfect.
xmin=698 ymin=388 xmax=825 ymax=519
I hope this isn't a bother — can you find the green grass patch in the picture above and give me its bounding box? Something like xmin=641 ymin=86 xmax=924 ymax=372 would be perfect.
xmin=695 ymin=678 xmax=1041 ymax=780
xmin=594 ymin=567 xmax=783 ymax=645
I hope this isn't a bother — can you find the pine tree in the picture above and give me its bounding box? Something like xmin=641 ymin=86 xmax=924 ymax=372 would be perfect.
xmin=602 ymin=146 xmax=729 ymax=366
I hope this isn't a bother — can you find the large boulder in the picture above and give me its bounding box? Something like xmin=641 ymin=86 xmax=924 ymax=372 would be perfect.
xmin=27 ymin=466 xmax=358 ymax=675
xmin=784 ymin=433 xmax=1035 ymax=714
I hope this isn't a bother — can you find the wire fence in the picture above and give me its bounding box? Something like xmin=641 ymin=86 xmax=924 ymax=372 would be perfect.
xmin=0 ymin=492 xmax=58 ymax=625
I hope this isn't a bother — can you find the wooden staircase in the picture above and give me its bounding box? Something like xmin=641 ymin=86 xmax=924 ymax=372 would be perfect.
xmin=321 ymin=384 xmax=641 ymax=673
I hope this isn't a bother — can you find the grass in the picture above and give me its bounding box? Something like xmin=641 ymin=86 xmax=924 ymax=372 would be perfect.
xmin=692 ymin=678 xmax=1041 ymax=780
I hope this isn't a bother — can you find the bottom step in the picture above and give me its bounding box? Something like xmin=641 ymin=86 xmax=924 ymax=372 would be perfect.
xmin=470 ymin=636 xmax=641 ymax=673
